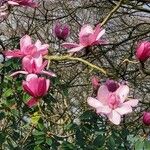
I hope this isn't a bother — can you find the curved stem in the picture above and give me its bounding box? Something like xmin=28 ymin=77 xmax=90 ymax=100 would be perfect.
xmin=45 ymin=55 xmax=106 ymax=75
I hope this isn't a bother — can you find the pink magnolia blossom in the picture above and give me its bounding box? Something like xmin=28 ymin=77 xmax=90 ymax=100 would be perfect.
xmin=4 ymin=35 xmax=49 ymax=58
xmin=87 ymin=80 xmax=138 ymax=125
xmin=10 ymin=54 xmax=56 ymax=77
xmin=91 ymin=76 xmax=100 ymax=90
xmin=7 ymin=0 xmax=38 ymax=8
xmin=62 ymin=24 xmax=106 ymax=53
xmin=23 ymin=74 xmax=50 ymax=107
xmin=143 ymin=112 xmax=150 ymax=126
xmin=53 ymin=22 xmax=70 ymax=41
xmin=136 ymin=41 xmax=150 ymax=62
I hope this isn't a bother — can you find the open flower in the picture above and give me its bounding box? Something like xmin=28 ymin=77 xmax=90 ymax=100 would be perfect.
xmin=87 ymin=80 xmax=138 ymax=125
xmin=7 ymin=0 xmax=38 ymax=8
xmin=62 ymin=24 xmax=106 ymax=53
xmin=136 ymin=41 xmax=150 ymax=62
xmin=4 ymin=35 xmax=49 ymax=58
xmin=53 ymin=22 xmax=70 ymax=41
xmin=10 ymin=54 xmax=56 ymax=77
xmin=23 ymin=74 xmax=50 ymax=107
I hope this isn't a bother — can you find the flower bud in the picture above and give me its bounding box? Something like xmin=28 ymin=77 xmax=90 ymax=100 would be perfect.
xmin=136 ymin=41 xmax=150 ymax=62
xmin=91 ymin=76 xmax=100 ymax=90
xmin=143 ymin=112 xmax=150 ymax=126
xmin=53 ymin=22 xmax=70 ymax=41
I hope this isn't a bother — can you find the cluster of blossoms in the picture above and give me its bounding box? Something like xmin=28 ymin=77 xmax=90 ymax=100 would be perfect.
xmin=4 ymin=35 xmax=56 ymax=107
xmin=3 ymin=20 xmax=150 ymax=125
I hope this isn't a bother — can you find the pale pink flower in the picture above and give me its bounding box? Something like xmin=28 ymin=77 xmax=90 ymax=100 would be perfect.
xmin=87 ymin=80 xmax=138 ymax=125
xmin=22 ymin=74 xmax=50 ymax=107
xmin=4 ymin=35 xmax=49 ymax=58
xmin=62 ymin=24 xmax=106 ymax=53
xmin=136 ymin=41 xmax=150 ymax=62
xmin=53 ymin=22 xmax=70 ymax=41
xmin=10 ymin=54 xmax=56 ymax=77
xmin=7 ymin=0 xmax=38 ymax=8
xmin=143 ymin=112 xmax=150 ymax=126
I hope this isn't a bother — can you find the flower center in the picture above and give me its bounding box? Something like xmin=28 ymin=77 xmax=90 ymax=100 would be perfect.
xmin=106 ymin=80 xmax=119 ymax=92
xmin=108 ymin=94 xmax=120 ymax=109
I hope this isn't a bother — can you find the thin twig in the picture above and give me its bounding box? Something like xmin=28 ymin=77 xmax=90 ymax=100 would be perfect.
xmin=101 ymin=0 xmax=124 ymax=26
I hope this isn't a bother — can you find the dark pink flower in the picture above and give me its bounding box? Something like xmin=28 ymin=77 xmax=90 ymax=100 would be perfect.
xmin=7 ymin=0 xmax=38 ymax=8
xmin=23 ymin=74 xmax=50 ymax=107
xmin=62 ymin=24 xmax=106 ymax=53
xmin=87 ymin=80 xmax=138 ymax=125
xmin=143 ymin=112 xmax=150 ymax=126
xmin=4 ymin=35 xmax=49 ymax=58
xmin=53 ymin=22 xmax=70 ymax=41
xmin=136 ymin=41 xmax=150 ymax=62
xmin=10 ymin=54 xmax=56 ymax=77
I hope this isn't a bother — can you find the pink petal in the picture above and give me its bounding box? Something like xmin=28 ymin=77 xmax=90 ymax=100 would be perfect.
xmin=96 ymin=106 xmax=111 ymax=114
xmin=123 ymin=99 xmax=139 ymax=107
xmin=79 ymin=25 xmax=93 ymax=38
xmin=37 ymin=78 xmax=47 ymax=97
xmin=26 ymin=97 xmax=38 ymax=108
xmin=4 ymin=49 xmax=23 ymax=58
xmin=115 ymin=105 xmax=132 ymax=115
xmin=42 ymin=70 xmax=56 ymax=77
xmin=26 ymin=74 xmax=38 ymax=81
xmin=10 ymin=71 xmax=28 ymax=77
xmin=23 ymin=45 xmax=37 ymax=55
xmin=97 ymin=85 xmax=109 ymax=104
xmin=8 ymin=1 xmax=19 ymax=5
xmin=96 ymin=29 xmax=105 ymax=41
xmin=67 ymin=45 xmax=85 ymax=53
xmin=33 ymin=54 xmax=43 ymax=68
xmin=116 ymin=85 xmax=129 ymax=103
xmin=35 ymin=40 xmax=49 ymax=52
xmin=107 ymin=110 xmax=121 ymax=125
xmin=22 ymin=56 xmax=33 ymax=73
xmin=20 ymin=35 xmax=32 ymax=51
xmin=61 ymin=42 xmax=79 ymax=49
xmin=22 ymin=81 xmax=36 ymax=97
xmin=87 ymin=97 xmax=103 ymax=108
xmin=46 ymin=79 xmax=50 ymax=92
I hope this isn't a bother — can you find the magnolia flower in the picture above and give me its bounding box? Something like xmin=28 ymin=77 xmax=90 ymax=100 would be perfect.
xmin=7 ymin=0 xmax=38 ymax=8
xmin=143 ymin=112 xmax=150 ymax=126
xmin=87 ymin=80 xmax=138 ymax=125
xmin=136 ymin=41 xmax=150 ymax=62
xmin=23 ymin=74 xmax=50 ymax=107
xmin=62 ymin=24 xmax=106 ymax=53
xmin=53 ymin=22 xmax=70 ymax=41
xmin=4 ymin=35 xmax=49 ymax=58
xmin=10 ymin=54 xmax=56 ymax=77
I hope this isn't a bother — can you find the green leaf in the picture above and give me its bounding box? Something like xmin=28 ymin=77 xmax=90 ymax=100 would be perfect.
xmin=144 ymin=139 xmax=150 ymax=150
xmin=93 ymin=134 xmax=105 ymax=148
xmin=34 ymin=146 xmax=42 ymax=150
xmin=0 ymin=132 xmax=6 ymax=144
xmin=0 ymin=112 xmax=5 ymax=120
xmin=46 ymin=138 xmax=52 ymax=146
xmin=134 ymin=139 xmax=144 ymax=150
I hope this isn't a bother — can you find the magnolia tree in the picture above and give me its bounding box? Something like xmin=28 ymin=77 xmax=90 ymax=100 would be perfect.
xmin=0 ymin=0 xmax=150 ymax=149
